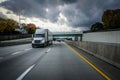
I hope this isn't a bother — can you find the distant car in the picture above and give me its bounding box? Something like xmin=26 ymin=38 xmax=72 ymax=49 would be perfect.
xmin=56 ymin=38 xmax=65 ymax=42
xmin=56 ymin=39 xmax=62 ymax=42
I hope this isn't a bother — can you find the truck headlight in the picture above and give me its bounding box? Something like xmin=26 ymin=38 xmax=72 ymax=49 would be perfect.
xmin=32 ymin=40 xmax=34 ymax=43
xmin=41 ymin=40 xmax=45 ymax=43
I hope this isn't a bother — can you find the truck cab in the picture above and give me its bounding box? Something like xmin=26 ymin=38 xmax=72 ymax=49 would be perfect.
xmin=32 ymin=29 xmax=53 ymax=48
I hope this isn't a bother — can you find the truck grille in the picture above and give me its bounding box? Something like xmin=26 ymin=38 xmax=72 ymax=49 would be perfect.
xmin=34 ymin=40 xmax=41 ymax=43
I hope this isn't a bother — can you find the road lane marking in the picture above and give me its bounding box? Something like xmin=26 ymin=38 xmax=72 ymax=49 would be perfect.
xmin=12 ymin=51 xmax=21 ymax=55
xmin=64 ymin=43 xmax=111 ymax=80
xmin=46 ymin=48 xmax=51 ymax=53
xmin=11 ymin=48 xmax=32 ymax=55
xmin=16 ymin=64 xmax=35 ymax=80
xmin=24 ymin=48 xmax=32 ymax=51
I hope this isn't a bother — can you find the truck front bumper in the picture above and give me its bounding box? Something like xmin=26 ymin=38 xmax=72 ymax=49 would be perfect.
xmin=32 ymin=43 xmax=45 ymax=47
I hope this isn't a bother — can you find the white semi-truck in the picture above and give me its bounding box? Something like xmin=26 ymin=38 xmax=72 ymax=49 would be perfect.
xmin=32 ymin=29 xmax=53 ymax=48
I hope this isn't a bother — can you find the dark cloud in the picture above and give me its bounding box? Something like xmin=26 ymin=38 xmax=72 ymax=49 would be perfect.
xmin=62 ymin=0 xmax=78 ymax=4
xmin=0 ymin=0 xmax=46 ymax=18
xmin=0 ymin=0 xmax=120 ymax=29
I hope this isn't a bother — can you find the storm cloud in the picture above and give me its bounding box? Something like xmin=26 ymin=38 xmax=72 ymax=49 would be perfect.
xmin=0 ymin=0 xmax=120 ymax=29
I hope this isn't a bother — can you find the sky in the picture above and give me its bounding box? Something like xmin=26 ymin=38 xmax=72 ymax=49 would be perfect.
xmin=0 ymin=0 xmax=120 ymax=32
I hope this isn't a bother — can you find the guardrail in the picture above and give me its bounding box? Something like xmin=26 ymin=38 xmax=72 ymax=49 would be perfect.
xmin=0 ymin=38 xmax=32 ymax=47
xmin=0 ymin=34 xmax=32 ymax=41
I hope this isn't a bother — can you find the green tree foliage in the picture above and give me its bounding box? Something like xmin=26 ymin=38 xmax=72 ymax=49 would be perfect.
xmin=102 ymin=9 xmax=120 ymax=29
xmin=25 ymin=23 xmax=36 ymax=34
xmin=91 ymin=22 xmax=103 ymax=31
xmin=0 ymin=18 xmax=6 ymax=33
xmin=0 ymin=17 xmax=19 ymax=34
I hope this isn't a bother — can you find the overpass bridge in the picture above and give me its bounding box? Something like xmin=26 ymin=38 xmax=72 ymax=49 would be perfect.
xmin=52 ymin=32 xmax=83 ymax=41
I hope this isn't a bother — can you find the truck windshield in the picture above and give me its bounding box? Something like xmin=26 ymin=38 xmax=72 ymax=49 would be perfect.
xmin=33 ymin=34 xmax=45 ymax=38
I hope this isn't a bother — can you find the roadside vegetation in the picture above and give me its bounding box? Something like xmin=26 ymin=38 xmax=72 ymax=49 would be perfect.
xmin=90 ymin=9 xmax=120 ymax=32
xmin=0 ymin=18 xmax=36 ymax=35
xmin=0 ymin=18 xmax=19 ymax=34
xmin=24 ymin=23 xmax=36 ymax=34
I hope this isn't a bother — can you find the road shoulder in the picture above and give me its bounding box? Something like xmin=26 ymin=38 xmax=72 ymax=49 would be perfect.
xmin=67 ymin=43 xmax=120 ymax=80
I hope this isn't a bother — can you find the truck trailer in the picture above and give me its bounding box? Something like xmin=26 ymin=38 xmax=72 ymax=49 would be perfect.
xmin=32 ymin=29 xmax=53 ymax=48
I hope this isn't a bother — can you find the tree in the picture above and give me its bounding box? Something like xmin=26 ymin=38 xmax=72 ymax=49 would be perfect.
xmin=0 ymin=18 xmax=19 ymax=34
xmin=0 ymin=18 xmax=6 ymax=33
xmin=25 ymin=23 xmax=36 ymax=34
xmin=102 ymin=9 xmax=120 ymax=29
xmin=4 ymin=19 xmax=19 ymax=33
xmin=91 ymin=22 xmax=103 ymax=31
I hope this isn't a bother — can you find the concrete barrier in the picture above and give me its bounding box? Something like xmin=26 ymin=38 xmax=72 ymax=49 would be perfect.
xmin=0 ymin=34 xmax=32 ymax=41
xmin=83 ymin=30 xmax=120 ymax=44
xmin=0 ymin=38 xmax=32 ymax=47
xmin=67 ymin=41 xmax=120 ymax=69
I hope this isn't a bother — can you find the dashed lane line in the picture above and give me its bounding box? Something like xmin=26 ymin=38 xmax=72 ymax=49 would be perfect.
xmin=45 ymin=48 xmax=51 ymax=53
xmin=11 ymin=51 xmax=21 ymax=55
xmin=24 ymin=48 xmax=32 ymax=51
xmin=11 ymin=48 xmax=32 ymax=55
xmin=16 ymin=64 xmax=35 ymax=80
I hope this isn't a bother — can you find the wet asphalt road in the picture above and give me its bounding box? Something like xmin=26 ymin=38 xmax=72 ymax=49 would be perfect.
xmin=0 ymin=42 xmax=115 ymax=80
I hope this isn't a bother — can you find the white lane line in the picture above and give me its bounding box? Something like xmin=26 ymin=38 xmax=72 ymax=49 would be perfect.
xmin=24 ymin=48 xmax=32 ymax=51
xmin=11 ymin=48 xmax=32 ymax=55
xmin=46 ymin=48 xmax=51 ymax=53
xmin=16 ymin=64 xmax=35 ymax=80
xmin=12 ymin=51 xmax=21 ymax=55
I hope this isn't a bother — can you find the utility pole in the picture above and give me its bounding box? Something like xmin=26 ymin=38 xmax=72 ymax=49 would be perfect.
xmin=18 ymin=10 xmax=22 ymax=29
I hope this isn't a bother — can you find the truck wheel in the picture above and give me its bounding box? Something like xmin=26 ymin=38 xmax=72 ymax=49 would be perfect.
xmin=43 ymin=44 xmax=45 ymax=47
xmin=51 ymin=41 xmax=53 ymax=45
xmin=32 ymin=45 xmax=35 ymax=48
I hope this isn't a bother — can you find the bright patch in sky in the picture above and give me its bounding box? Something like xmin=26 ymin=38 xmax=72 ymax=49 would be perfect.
xmin=0 ymin=6 xmax=82 ymax=32
xmin=0 ymin=0 xmax=7 ymax=3
xmin=29 ymin=18 xmax=81 ymax=32
xmin=45 ymin=8 xmax=49 ymax=12
xmin=59 ymin=13 xmax=68 ymax=22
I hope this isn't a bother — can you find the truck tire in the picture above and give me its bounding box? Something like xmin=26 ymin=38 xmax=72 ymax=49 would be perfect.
xmin=51 ymin=41 xmax=53 ymax=45
xmin=43 ymin=43 xmax=46 ymax=47
xmin=32 ymin=44 xmax=35 ymax=48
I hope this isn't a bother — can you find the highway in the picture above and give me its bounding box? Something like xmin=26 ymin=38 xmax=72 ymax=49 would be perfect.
xmin=0 ymin=42 xmax=119 ymax=80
